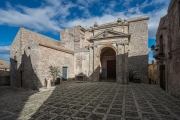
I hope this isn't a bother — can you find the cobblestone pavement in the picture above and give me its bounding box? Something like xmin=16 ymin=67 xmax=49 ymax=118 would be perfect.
xmin=0 ymin=82 xmax=180 ymax=120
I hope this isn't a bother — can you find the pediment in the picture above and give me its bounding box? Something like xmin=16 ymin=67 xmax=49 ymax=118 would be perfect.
xmin=88 ymin=29 xmax=130 ymax=41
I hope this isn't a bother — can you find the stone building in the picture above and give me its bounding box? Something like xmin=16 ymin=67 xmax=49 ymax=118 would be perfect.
xmin=0 ymin=59 xmax=10 ymax=86
xmin=154 ymin=0 xmax=180 ymax=99
xmin=148 ymin=63 xmax=158 ymax=84
xmin=0 ymin=59 xmax=9 ymax=71
xmin=10 ymin=16 xmax=149 ymax=89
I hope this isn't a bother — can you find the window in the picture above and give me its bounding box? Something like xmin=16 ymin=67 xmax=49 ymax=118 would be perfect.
xmin=159 ymin=35 xmax=163 ymax=54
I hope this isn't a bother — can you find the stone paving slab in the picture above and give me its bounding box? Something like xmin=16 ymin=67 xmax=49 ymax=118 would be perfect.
xmin=0 ymin=82 xmax=180 ymax=120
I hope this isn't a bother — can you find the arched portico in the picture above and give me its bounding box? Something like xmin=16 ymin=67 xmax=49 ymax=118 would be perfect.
xmin=97 ymin=45 xmax=118 ymax=57
xmin=99 ymin=47 xmax=117 ymax=82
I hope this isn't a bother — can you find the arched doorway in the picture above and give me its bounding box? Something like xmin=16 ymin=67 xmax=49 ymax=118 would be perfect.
xmin=100 ymin=47 xmax=116 ymax=82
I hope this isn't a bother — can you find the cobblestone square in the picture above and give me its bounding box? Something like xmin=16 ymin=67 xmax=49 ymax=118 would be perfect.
xmin=0 ymin=82 xmax=180 ymax=120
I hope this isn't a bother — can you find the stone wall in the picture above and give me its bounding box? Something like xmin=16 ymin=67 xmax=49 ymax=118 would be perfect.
xmin=10 ymin=28 xmax=73 ymax=89
xmin=22 ymin=40 xmax=40 ymax=89
xmin=10 ymin=29 xmax=22 ymax=87
xmin=148 ymin=64 xmax=158 ymax=84
xmin=20 ymin=28 xmax=60 ymax=50
xmin=74 ymin=49 xmax=89 ymax=78
xmin=60 ymin=28 xmax=74 ymax=51
xmin=73 ymin=26 xmax=80 ymax=50
xmin=156 ymin=15 xmax=169 ymax=92
xmin=167 ymin=0 xmax=180 ymax=99
xmin=128 ymin=19 xmax=149 ymax=83
xmin=0 ymin=70 xmax=10 ymax=86
xmin=38 ymin=45 xmax=74 ymax=86
xmin=156 ymin=0 xmax=180 ymax=99
xmin=84 ymin=31 xmax=92 ymax=47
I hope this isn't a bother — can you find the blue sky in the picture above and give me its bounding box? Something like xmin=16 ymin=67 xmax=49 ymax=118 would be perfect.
xmin=0 ymin=0 xmax=170 ymax=63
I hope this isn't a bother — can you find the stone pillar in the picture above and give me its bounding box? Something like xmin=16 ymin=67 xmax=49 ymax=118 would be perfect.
xmin=93 ymin=46 xmax=99 ymax=82
xmin=116 ymin=44 xmax=123 ymax=83
xmin=124 ymin=43 xmax=129 ymax=84
xmin=89 ymin=46 xmax=94 ymax=81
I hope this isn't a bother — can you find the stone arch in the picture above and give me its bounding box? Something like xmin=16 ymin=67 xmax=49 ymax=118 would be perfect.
xmin=97 ymin=45 xmax=118 ymax=57
xmin=97 ymin=45 xmax=117 ymax=81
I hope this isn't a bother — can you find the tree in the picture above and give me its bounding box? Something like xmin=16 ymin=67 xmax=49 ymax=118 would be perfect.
xmin=49 ymin=66 xmax=60 ymax=82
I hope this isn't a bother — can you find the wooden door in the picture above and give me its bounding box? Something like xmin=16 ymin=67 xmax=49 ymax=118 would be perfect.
xmin=107 ymin=60 xmax=116 ymax=78
xmin=62 ymin=67 xmax=67 ymax=81
xmin=160 ymin=65 xmax=165 ymax=90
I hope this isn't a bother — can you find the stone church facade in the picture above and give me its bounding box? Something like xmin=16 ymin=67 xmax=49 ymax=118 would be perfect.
xmin=10 ymin=16 xmax=149 ymax=89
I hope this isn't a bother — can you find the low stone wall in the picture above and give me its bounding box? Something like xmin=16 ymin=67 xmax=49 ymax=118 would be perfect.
xmin=0 ymin=70 xmax=10 ymax=86
xmin=0 ymin=76 xmax=10 ymax=86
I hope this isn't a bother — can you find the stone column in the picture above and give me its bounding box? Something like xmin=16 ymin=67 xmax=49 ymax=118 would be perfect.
xmin=124 ymin=43 xmax=129 ymax=84
xmin=93 ymin=45 xmax=99 ymax=82
xmin=89 ymin=46 xmax=94 ymax=81
xmin=116 ymin=44 xmax=123 ymax=84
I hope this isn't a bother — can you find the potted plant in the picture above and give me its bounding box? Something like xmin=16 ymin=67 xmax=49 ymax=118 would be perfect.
xmin=51 ymin=79 xmax=56 ymax=86
xmin=49 ymin=66 xmax=60 ymax=86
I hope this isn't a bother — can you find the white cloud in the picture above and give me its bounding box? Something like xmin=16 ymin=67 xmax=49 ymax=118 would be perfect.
xmin=77 ymin=0 xmax=98 ymax=7
xmin=121 ymin=0 xmax=133 ymax=6
xmin=102 ymin=1 xmax=117 ymax=14
xmin=0 ymin=0 xmax=75 ymax=33
xmin=0 ymin=54 xmax=10 ymax=64
xmin=0 ymin=0 xmax=170 ymax=38
xmin=147 ymin=7 xmax=168 ymax=38
xmin=65 ymin=14 xmax=120 ymax=28
xmin=151 ymin=0 xmax=168 ymax=5
xmin=0 ymin=45 xmax=10 ymax=63
xmin=63 ymin=0 xmax=169 ymax=39
xmin=0 ymin=46 xmax=10 ymax=54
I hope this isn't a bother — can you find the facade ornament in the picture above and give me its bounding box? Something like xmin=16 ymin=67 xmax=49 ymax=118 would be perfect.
xmin=93 ymin=45 xmax=98 ymax=47
xmin=124 ymin=19 xmax=128 ymax=25
xmin=103 ymin=30 xmax=108 ymax=37
xmin=89 ymin=26 xmax=94 ymax=32
xmin=124 ymin=42 xmax=129 ymax=45
xmin=116 ymin=42 xmax=124 ymax=46
xmin=94 ymin=22 xmax=98 ymax=27
xmin=116 ymin=41 xmax=129 ymax=46
xmin=117 ymin=18 xmax=122 ymax=23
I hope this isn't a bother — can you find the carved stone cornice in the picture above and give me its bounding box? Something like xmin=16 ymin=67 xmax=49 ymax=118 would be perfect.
xmin=124 ymin=42 xmax=129 ymax=45
xmin=88 ymin=29 xmax=130 ymax=41
xmin=86 ymin=16 xmax=149 ymax=31
xmin=116 ymin=41 xmax=129 ymax=46
xmin=87 ymin=44 xmax=97 ymax=49
xmin=127 ymin=16 xmax=149 ymax=22
xmin=74 ymin=48 xmax=89 ymax=53
xmin=90 ymin=23 xmax=129 ymax=31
